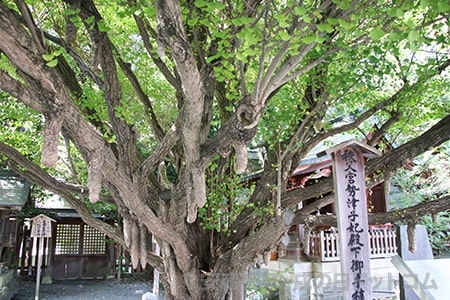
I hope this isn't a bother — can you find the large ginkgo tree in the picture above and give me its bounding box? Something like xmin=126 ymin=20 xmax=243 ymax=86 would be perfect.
xmin=0 ymin=0 xmax=449 ymax=299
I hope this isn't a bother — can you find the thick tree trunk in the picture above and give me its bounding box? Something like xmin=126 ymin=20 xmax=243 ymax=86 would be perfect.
xmin=201 ymin=251 xmax=247 ymax=300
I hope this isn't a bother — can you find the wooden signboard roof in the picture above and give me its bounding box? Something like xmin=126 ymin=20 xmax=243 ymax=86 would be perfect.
xmin=31 ymin=214 xmax=57 ymax=222
xmin=317 ymin=138 xmax=382 ymax=158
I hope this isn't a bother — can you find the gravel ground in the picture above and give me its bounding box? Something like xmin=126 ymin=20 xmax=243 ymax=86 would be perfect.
xmin=11 ymin=277 xmax=159 ymax=300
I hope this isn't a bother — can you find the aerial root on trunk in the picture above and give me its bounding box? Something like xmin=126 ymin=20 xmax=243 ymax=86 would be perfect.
xmin=302 ymin=225 xmax=313 ymax=256
xmin=407 ymin=221 xmax=416 ymax=253
xmin=234 ymin=142 xmax=248 ymax=174
xmin=186 ymin=167 xmax=206 ymax=223
xmin=122 ymin=215 xmax=149 ymax=270
xmin=130 ymin=220 xmax=140 ymax=270
xmin=123 ymin=216 xmax=132 ymax=249
xmin=41 ymin=111 xmax=65 ymax=167
xmin=87 ymin=148 xmax=104 ymax=203
xmin=140 ymin=224 xmax=148 ymax=269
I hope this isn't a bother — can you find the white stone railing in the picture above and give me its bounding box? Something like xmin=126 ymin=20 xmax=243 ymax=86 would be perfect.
xmin=308 ymin=224 xmax=397 ymax=262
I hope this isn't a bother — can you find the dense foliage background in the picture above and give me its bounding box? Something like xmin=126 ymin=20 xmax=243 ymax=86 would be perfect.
xmin=1 ymin=0 xmax=449 ymax=299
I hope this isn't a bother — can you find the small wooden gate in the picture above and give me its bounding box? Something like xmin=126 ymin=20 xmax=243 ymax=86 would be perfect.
xmin=52 ymin=221 xmax=108 ymax=280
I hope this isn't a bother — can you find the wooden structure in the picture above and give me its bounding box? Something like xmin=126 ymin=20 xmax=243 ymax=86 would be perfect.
xmin=308 ymin=224 xmax=397 ymax=262
xmin=266 ymin=137 xmax=401 ymax=299
xmin=51 ymin=211 xmax=114 ymax=280
xmin=14 ymin=189 xmax=148 ymax=281
xmin=268 ymin=137 xmax=401 ymax=299
xmin=0 ymin=170 xmax=30 ymax=267
xmin=31 ymin=214 xmax=55 ymax=299
xmin=31 ymin=214 xmax=55 ymax=238
xmin=18 ymin=210 xmax=116 ymax=280
xmin=280 ymin=134 xmax=395 ymax=263
xmin=0 ymin=170 xmax=31 ymax=299
xmin=327 ymin=139 xmax=380 ymax=299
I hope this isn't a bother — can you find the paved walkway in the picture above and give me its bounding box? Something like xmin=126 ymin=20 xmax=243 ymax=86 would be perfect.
xmin=11 ymin=278 xmax=155 ymax=300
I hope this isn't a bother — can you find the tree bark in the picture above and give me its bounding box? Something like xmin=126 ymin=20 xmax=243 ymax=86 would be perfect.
xmin=294 ymin=194 xmax=450 ymax=228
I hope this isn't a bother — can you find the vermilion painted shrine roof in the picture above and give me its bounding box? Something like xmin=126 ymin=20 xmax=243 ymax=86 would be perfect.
xmin=291 ymin=132 xmax=357 ymax=177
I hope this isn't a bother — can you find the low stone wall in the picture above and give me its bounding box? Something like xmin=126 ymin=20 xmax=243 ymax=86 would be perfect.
xmin=266 ymin=258 xmax=399 ymax=299
xmin=0 ymin=269 xmax=18 ymax=300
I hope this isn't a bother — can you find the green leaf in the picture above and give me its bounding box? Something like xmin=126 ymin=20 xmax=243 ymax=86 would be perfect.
xmin=231 ymin=16 xmax=253 ymax=26
xmin=338 ymin=19 xmax=353 ymax=30
xmin=199 ymin=19 xmax=210 ymax=26
xmin=436 ymin=34 xmax=446 ymax=43
xmin=437 ymin=2 xmax=450 ymax=12
xmin=225 ymin=105 xmax=234 ymax=112
xmin=274 ymin=14 xmax=287 ymax=22
xmin=279 ymin=21 xmax=290 ymax=28
xmin=317 ymin=23 xmax=334 ymax=33
xmin=370 ymin=27 xmax=386 ymax=40
xmin=312 ymin=10 xmax=322 ymax=20
xmin=396 ymin=8 xmax=404 ymax=17
xmin=69 ymin=16 xmax=81 ymax=23
xmin=236 ymin=28 xmax=261 ymax=45
xmin=388 ymin=32 xmax=402 ymax=41
xmin=85 ymin=16 xmax=95 ymax=24
xmin=302 ymin=14 xmax=312 ymax=23
xmin=142 ymin=6 xmax=156 ymax=17
xmin=315 ymin=35 xmax=326 ymax=44
xmin=214 ymin=30 xmax=227 ymax=39
xmin=97 ymin=20 xmax=110 ymax=32
xmin=327 ymin=18 xmax=339 ymax=25
xmin=53 ymin=49 xmax=64 ymax=56
xmin=368 ymin=55 xmax=378 ymax=64
xmin=65 ymin=8 xmax=80 ymax=16
xmin=46 ymin=59 xmax=58 ymax=67
xmin=210 ymin=162 xmax=218 ymax=172
xmin=279 ymin=31 xmax=291 ymax=41
xmin=206 ymin=53 xmax=222 ymax=63
xmin=388 ymin=8 xmax=397 ymax=17
xmin=420 ymin=0 xmax=431 ymax=8
xmin=302 ymin=35 xmax=316 ymax=44
xmin=338 ymin=0 xmax=351 ymax=10
xmin=236 ymin=30 xmax=246 ymax=39
xmin=194 ymin=0 xmax=208 ymax=8
xmin=236 ymin=51 xmax=246 ymax=61
xmin=408 ymin=30 xmax=420 ymax=42
xmin=409 ymin=41 xmax=418 ymax=52
xmin=207 ymin=2 xmax=226 ymax=10
xmin=294 ymin=6 xmax=307 ymax=16
xmin=42 ymin=53 xmax=54 ymax=61
xmin=188 ymin=17 xmax=198 ymax=26
xmin=245 ymin=48 xmax=259 ymax=56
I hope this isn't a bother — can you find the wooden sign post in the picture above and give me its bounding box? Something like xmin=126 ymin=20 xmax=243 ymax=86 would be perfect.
xmin=31 ymin=214 xmax=55 ymax=300
xmin=325 ymin=139 xmax=381 ymax=300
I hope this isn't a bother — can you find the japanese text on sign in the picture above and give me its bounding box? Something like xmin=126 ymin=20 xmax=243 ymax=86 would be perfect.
xmin=341 ymin=148 xmax=366 ymax=300
xmin=31 ymin=217 xmax=52 ymax=237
